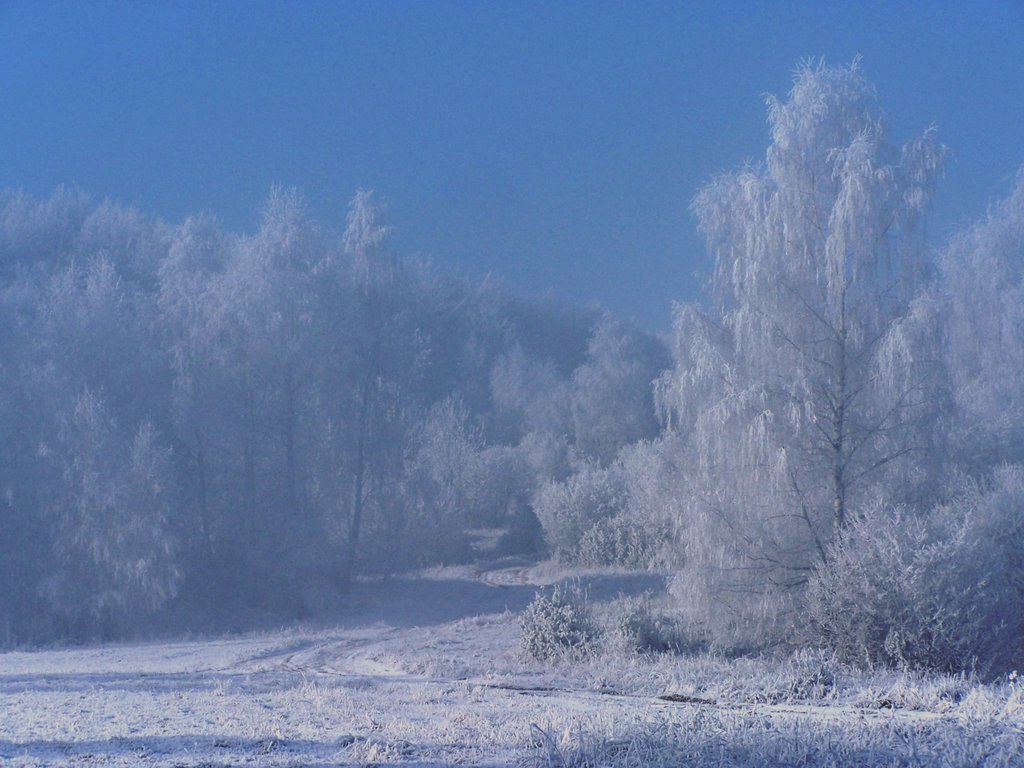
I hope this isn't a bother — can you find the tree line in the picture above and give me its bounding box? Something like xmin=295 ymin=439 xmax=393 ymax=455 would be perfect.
xmin=0 ymin=184 xmax=665 ymax=642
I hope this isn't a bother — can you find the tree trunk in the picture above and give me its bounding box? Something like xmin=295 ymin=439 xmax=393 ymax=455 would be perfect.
xmin=284 ymin=376 xmax=297 ymax=519
xmin=339 ymin=377 xmax=371 ymax=592
xmin=831 ymin=294 xmax=848 ymax=540
xmin=243 ymin=386 xmax=258 ymax=594
xmin=193 ymin=427 xmax=214 ymax=558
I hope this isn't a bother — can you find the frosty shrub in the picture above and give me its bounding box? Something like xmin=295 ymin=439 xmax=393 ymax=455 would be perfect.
xmin=532 ymin=461 xmax=627 ymax=564
xmin=807 ymin=468 xmax=1024 ymax=674
xmin=519 ymin=582 xmax=599 ymax=661
xmin=533 ymin=447 xmax=673 ymax=568
xmin=606 ymin=594 xmax=696 ymax=655
xmin=576 ymin=516 xmax=657 ymax=569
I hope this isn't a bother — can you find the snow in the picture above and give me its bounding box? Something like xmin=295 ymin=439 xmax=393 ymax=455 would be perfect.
xmin=1 ymin=564 xmax=1020 ymax=767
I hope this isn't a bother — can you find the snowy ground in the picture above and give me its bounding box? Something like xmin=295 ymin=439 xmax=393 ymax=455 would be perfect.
xmin=2 ymin=560 xmax=1022 ymax=767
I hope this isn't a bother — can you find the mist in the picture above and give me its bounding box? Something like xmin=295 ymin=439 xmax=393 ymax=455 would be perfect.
xmin=2 ymin=5 xmax=1024 ymax=767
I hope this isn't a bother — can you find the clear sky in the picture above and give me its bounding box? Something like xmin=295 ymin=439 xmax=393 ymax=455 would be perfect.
xmin=2 ymin=1 xmax=1022 ymax=329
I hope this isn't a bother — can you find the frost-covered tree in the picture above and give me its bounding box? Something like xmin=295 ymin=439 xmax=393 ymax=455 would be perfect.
xmin=0 ymin=275 xmax=50 ymax=640
xmin=158 ymin=214 xmax=233 ymax=559
xmin=215 ymin=189 xmax=320 ymax=550
xmin=941 ymin=168 xmax=1024 ymax=472
xmin=401 ymin=396 xmax=483 ymax=564
xmin=244 ymin=187 xmax=321 ymax=524
xmin=326 ymin=190 xmax=429 ymax=586
xmin=343 ymin=188 xmax=391 ymax=291
xmin=657 ymin=60 xmax=947 ymax=643
xmin=570 ymin=314 xmax=667 ymax=466
xmin=491 ymin=345 xmax=571 ymax=439
xmin=39 ymin=254 xmax=168 ymax=426
xmin=0 ymin=187 xmax=89 ymax=279
xmin=38 ymin=390 xmax=179 ymax=630
xmin=76 ymin=200 xmax=167 ymax=286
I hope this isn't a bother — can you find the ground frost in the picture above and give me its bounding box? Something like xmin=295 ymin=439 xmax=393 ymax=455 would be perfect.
xmin=1 ymin=565 xmax=1021 ymax=766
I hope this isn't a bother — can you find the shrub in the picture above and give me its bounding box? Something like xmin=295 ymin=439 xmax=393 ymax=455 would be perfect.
xmin=605 ymin=594 xmax=696 ymax=654
xmin=533 ymin=462 xmax=627 ymax=563
xmin=519 ymin=582 xmax=599 ymax=661
xmin=778 ymin=651 xmax=839 ymax=702
xmin=806 ymin=468 xmax=1024 ymax=675
xmin=576 ymin=516 xmax=657 ymax=568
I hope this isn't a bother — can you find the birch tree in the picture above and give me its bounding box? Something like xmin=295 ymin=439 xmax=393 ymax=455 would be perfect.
xmin=158 ymin=214 xmax=232 ymax=559
xmin=211 ymin=187 xmax=322 ymax=594
xmin=658 ymin=60 xmax=947 ymax=643
xmin=330 ymin=190 xmax=425 ymax=587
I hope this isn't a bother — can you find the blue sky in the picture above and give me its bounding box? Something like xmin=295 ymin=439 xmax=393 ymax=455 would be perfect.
xmin=2 ymin=1 xmax=1022 ymax=328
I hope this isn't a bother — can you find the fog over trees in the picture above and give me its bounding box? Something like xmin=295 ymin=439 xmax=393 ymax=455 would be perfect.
xmin=2 ymin=60 xmax=1023 ymax=674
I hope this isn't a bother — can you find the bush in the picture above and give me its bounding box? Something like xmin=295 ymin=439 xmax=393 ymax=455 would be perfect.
xmin=605 ymin=594 xmax=697 ymax=654
xmin=519 ymin=582 xmax=599 ymax=661
xmin=576 ymin=516 xmax=657 ymax=568
xmin=532 ymin=443 xmax=675 ymax=569
xmin=533 ymin=462 xmax=627 ymax=563
xmin=806 ymin=468 xmax=1024 ymax=675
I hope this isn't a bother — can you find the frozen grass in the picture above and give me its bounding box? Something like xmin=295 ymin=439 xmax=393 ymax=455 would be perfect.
xmin=526 ymin=712 xmax=1024 ymax=768
xmin=1 ymin=563 xmax=1021 ymax=766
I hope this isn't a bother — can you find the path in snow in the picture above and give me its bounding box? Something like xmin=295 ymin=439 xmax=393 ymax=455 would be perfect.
xmin=0 ymin=560 xmax=991 ymax=767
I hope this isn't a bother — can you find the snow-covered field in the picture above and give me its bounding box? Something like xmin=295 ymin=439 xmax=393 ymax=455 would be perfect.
xmin=2 ymin=561 xmax=1022 ymax=767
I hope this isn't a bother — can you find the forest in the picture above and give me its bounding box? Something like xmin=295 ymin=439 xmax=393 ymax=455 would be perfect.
xmin=2 ymin=60 xmax=1023 ymax=680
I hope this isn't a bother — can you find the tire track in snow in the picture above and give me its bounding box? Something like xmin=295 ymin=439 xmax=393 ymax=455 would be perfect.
xmin=477 ymin=565 xmax=534 ymax=588
xmin=218 ymin=567 xmax=955 ymax=732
